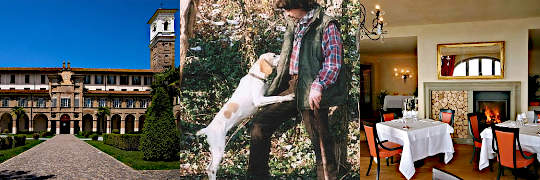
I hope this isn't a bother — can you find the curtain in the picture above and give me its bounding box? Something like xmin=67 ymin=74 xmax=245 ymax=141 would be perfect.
xmin=441 ymin=55 xmax=456 ymax=76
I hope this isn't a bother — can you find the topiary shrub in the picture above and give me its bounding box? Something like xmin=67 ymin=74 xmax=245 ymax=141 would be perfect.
xmin=14 ymin=135 xmax=25 ymax=147
xmin=90 ymin=134 xmax=99 ymax=141
xmin=140 ymin=86 xmax=181 ymax=161
xmin=33 ymin=133 xmax=40 ymax=140
xmin=112 ymin=129 xmax=120 ymax=134
xmin=0 ymin=137 xmax=8 ymax=149
xmin=41 ymin=131 xmax=53 ymax=138
xmin=82 ymin=131 xmax=91 ymax=138
xmin=2 ymin=129 xmax=9 ymax=134
xmin=104 ymin=134 xmax=140 ymax=151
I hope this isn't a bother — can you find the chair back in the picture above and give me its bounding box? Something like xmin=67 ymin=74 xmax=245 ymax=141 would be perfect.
xmin=439 ymin=109 xmax=455 ymax=126
xmin=432 ymin=167 xmax=463 ymax=180
xmin=535 ymin=111 xmax=539 ymax=123
xmin=491 ymin=125 xmax=520 ymax=168
xmin=467 ymin=113 xmax=481 ymax=142
xmin=363 ymin=123 xmax=379 ymax=157
xmin=382 ymin=113 xmax=395 ymax=122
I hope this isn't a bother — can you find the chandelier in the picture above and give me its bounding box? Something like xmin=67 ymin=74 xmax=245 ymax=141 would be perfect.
xmin=358 ymin=4 xmax=386 ymax=40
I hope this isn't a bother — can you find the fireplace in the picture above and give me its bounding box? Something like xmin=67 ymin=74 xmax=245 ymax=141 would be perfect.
xmin=473 ymin=91 xmax=510 ymax=123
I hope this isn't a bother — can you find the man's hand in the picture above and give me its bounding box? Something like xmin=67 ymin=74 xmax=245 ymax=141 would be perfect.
xmin=309 ymin=90 xmax=322 ymax=110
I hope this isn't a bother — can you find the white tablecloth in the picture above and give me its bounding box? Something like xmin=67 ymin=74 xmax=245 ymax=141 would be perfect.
xmin=376 ymin=119 xmax=455 ymax=180
xmin=383 ymin=95 xmax=413 ymax=111
xmin=478 ymin=121 xmax=540 ymax=170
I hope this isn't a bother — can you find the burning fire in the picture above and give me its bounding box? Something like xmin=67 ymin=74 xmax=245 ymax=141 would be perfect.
xmin=484 ymin=105 xmax=502 ymax=124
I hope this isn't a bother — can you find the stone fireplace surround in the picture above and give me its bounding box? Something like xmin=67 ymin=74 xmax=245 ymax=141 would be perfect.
xmin=424 ymin=81 xmax=521 ymax=144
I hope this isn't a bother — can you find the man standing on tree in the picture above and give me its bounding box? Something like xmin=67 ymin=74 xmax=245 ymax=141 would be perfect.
xmin=247 ymin=0 xmax=347 ymax=179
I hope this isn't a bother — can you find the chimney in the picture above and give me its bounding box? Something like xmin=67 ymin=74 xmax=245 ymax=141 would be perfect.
xmin=62 ymin=61 xmax=66 ymax=69
xmin=67 ymin=61 xmax=71 ymax=69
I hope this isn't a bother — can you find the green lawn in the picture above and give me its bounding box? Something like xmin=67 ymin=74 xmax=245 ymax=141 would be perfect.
xmin=0 ymin=140 xmax=43 ymax=163
xmin=86 ymin=140 xmax=179 ymax=170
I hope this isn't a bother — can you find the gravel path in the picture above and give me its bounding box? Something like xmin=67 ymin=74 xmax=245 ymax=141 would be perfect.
xmin=0 ymin=134 xmax=149 ymax=179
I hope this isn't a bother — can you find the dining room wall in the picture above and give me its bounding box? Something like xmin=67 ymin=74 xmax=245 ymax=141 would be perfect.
xmin=383 ymin=17 xmax=540 ymax=118
xmin=361 ymin=53 xmax=418 ymax=110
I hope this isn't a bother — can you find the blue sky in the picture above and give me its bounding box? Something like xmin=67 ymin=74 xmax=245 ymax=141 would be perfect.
xmin=0 ymin=0 xmax=179 ymax=69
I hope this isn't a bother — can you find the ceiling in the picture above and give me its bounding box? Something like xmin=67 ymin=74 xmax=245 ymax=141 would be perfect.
xmin=359 ymin=36 xmax=417 ymax=54
xmin=360 ymin=0 xmax=540 ymax=27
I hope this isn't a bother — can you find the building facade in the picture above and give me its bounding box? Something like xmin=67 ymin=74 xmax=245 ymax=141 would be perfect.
xmin=0 ymin=9 xmax=178 ymax=134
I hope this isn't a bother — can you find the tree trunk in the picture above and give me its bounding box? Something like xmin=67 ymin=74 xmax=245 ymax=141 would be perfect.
xmin=328 ymin=105 xmax=351 ymax=177
xmin=179 ymin=0 xmax=199 ymax=87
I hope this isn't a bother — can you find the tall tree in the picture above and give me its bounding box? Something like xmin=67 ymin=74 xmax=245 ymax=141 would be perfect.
xmin=140 ymin=86 xmax=181 ymax=161
xmin=97 ymin=106 xmax=110 ymax=133
xmin=11 ymin=106 xmax=26 ymax=132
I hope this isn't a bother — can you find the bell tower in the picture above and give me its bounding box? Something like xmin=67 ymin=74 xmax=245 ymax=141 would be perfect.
xmin=148 ymin=9 xmax=177 ymax=71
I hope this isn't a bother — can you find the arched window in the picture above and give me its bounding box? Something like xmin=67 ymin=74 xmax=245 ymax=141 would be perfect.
xmin=164 ymin=21 xmax=169 ymax=31
xmin=452 ymin=57 xmax=501 ymax=76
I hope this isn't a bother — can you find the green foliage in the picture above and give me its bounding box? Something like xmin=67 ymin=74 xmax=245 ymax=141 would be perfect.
xmin=11 ymin=106 xmax=25 ymax=126
xmin=91 ymin=134 xmax=99 ymax=141
xmin=40 ymin=131 xmax=54 ymax=138
xmin=32 ymin=133 xmax=40 ymax=140
xmin=13 ymin=135 xmax=25 ymax=147
xmin=181 ymin=39 xmax=247 ymax=125
xmin=81 ymin=131 xmax=92 ymax=138
xmin=0 ymin=136 xmax=13 ymax=149
xmin=86 ymin=140 xmax=180 ymax=170
xmin=97 ymin=106 xmax=111 ymax=133
xmin=140 ymin=87 xmax=181 ymax=161
xmin=2 ymin=129 xmax=9 ymax=134
xmin=103 ymin=134 xmax=140 ymax=151
xmin=112 ymin=129 xmax=120 ymax=134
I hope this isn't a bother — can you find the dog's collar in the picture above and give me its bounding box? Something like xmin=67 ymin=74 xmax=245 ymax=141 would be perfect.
xmin=249 ymin=72 xmax=266 ymax=82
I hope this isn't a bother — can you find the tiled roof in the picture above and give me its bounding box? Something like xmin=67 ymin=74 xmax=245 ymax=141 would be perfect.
xmin=87 ymin=90 xmax=151 ymax=95
xmin=0 ymin=89 xmax=48 ymax=94
xmin=0 ymin=67 xmax=158 ymax=74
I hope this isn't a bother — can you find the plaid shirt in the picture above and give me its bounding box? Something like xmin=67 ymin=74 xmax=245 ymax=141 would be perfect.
xmin=289 ymin=10 xmax=342 ymax=93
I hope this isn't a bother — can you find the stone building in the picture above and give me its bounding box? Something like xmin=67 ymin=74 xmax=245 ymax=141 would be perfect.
xmin=0 ymin=9 xmax=178 ymax=134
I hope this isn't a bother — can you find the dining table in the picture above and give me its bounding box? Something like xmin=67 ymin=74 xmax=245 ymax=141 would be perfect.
xmin=478 ymin=121 xmax=540 ymax=170
xmin=376 ymin=118 xmax=455 ymax=180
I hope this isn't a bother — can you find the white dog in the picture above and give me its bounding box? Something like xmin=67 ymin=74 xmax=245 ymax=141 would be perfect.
xmin=196 ymin=53 xmax=295 ymax=180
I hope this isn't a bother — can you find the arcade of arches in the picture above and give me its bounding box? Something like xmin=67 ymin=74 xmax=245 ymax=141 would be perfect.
xmin=0 ymin=112 xmax=181 ymax=134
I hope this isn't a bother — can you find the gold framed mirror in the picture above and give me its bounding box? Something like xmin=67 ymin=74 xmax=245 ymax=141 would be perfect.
xmin=437 ymin=41 xmax=504 ymax=79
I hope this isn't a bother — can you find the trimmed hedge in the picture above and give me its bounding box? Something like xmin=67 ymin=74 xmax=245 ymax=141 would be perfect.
xmin=91 ymin=134 xmax=99 ymax=141
xmin=14 ymin=135 xmax=26 ymax=147
xmin=33 ymin=133 xmax=40 ymax=140
xmin=103 ymin=134 xmax=140 ymax=151
xmin=40 ymin=131 xmax=54 ymax=138
xmin=0 ymin=136 xmax=13 ymax=149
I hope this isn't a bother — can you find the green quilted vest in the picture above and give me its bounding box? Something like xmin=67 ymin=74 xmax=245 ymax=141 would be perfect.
xmin=265 ymin=6 xmax=349 ymax=110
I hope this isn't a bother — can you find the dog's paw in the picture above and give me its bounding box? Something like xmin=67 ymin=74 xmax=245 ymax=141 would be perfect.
xmin=282 ymin=93 xmax=295 ymax=101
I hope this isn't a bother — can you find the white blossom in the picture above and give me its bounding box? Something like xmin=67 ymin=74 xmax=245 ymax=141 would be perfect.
xmin=190 ymin=46 xmax=202 ymax=51
xmin=226 ymin=19 xmax=239 ymax=25
xmin=212 ymin=21 xmax=225 ymax=26
xmin=276 ymin=25 xmax=286 ymax=32
xmin=210 ymin=9 xmax=221 ymax=16
xmin=258 ymin=13 xmax=269 ymax=19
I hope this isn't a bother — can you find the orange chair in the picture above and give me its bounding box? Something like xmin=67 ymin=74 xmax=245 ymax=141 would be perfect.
xmin=439 ymin=109 xmax=455 ymax=127
xmin=381 ymin=112 xmax=396 ymax=122
xmin=364 ymin=123 xmax=403 ymax=180
xmin=467 ymin=113 xmax=483 ymax=164
xmin=491 ymin=125 xmax=537 ymax=180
